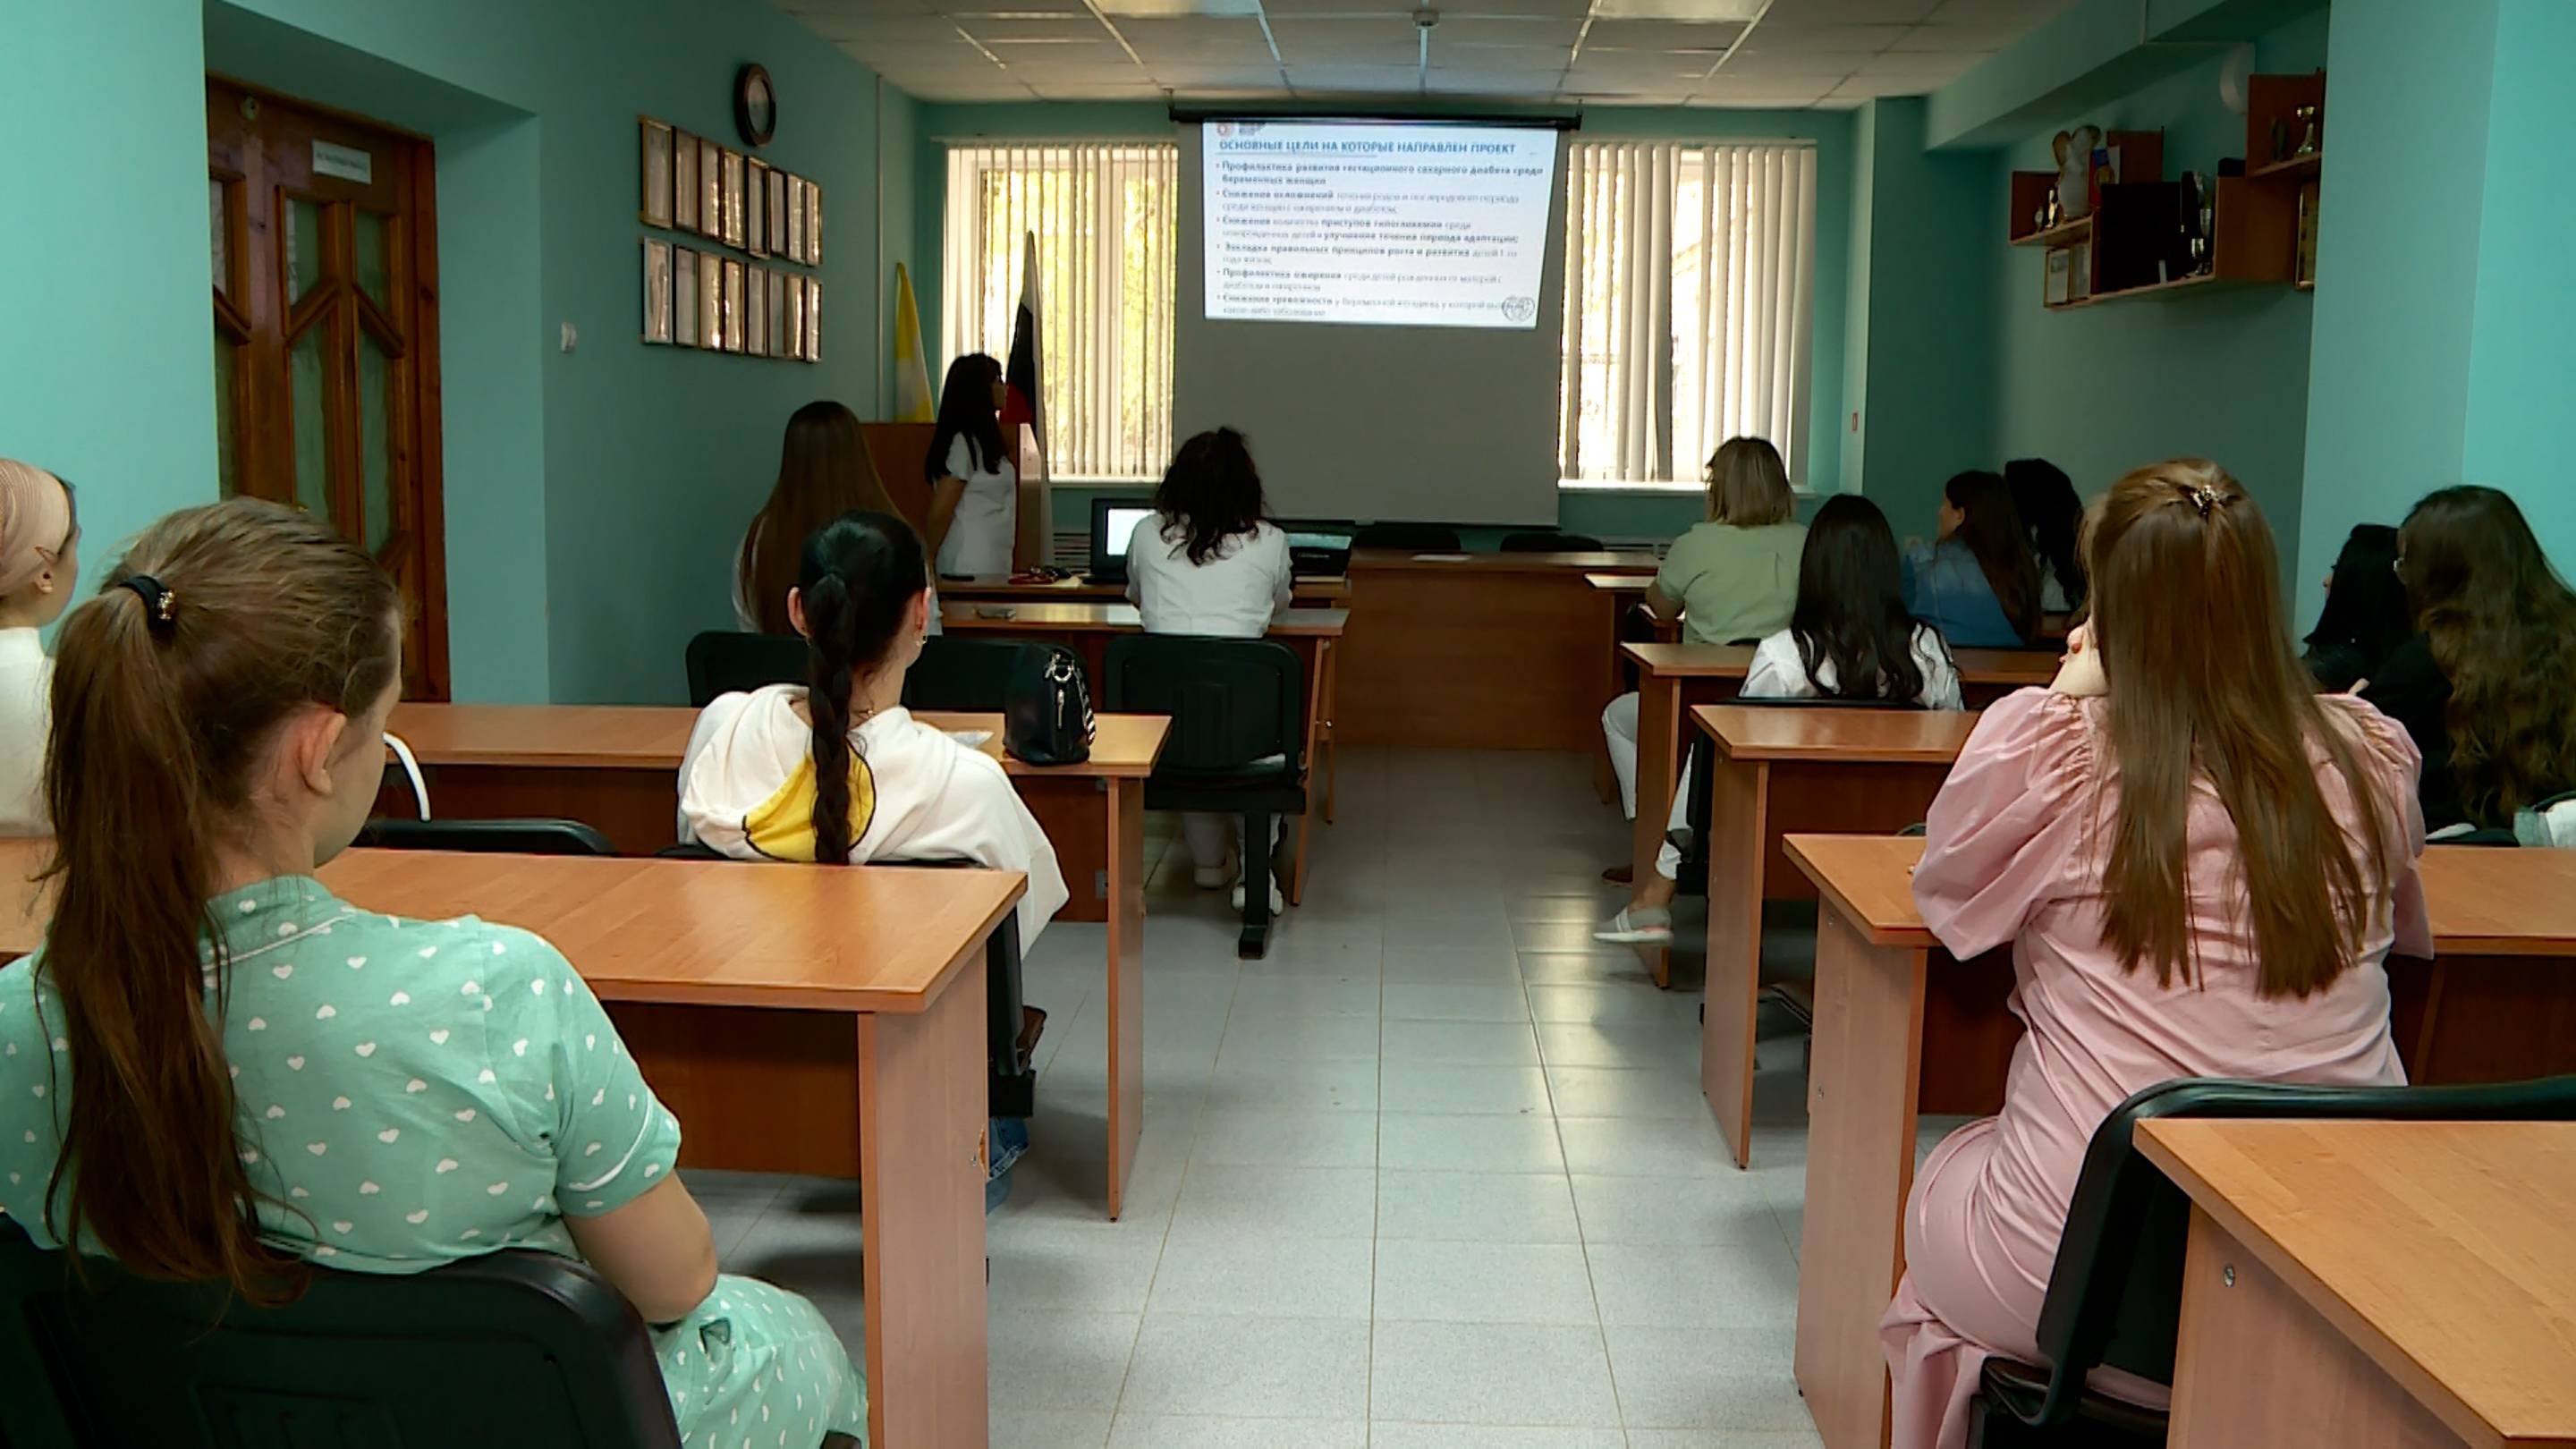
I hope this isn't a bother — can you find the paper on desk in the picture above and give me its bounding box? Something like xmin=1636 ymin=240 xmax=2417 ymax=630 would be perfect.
xmin=1411 ymin=553 xmax=1472 ymax=562
xmin=945 ymin=730 xmax=995 ymax=749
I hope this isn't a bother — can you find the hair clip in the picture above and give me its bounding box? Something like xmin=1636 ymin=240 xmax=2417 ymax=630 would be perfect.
xmin=2176 ymin=482 xmax=2224 ymax=518
xmin=117 ymin=574 xmax=179 ymax=635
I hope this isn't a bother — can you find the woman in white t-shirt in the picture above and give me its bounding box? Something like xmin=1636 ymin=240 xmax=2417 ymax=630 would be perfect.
xmin=1128 ymin=428 xmax=1294 ymax=905
xmin=0 ymin=459 xmax=78 ymax=835
xmin=1599 ymin=493 xmax=1962 ymax=944
xmin=925 ymin=353 xmax=1017 ymax=579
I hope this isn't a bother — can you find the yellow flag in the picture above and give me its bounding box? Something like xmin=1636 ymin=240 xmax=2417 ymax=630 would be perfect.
xmin=891 ymin=263 xmax=933 ymax=423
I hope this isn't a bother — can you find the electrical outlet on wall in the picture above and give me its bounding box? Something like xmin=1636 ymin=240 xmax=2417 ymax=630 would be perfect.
xmin=561 ymin=322 xmax=579 ymax=352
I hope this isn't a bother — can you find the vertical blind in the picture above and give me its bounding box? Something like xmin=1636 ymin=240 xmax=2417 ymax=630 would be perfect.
xmin=1559 ymin=140 xmax=1818 ymax=486
xmin=942 ymin=141 xmax=1178 ymax=480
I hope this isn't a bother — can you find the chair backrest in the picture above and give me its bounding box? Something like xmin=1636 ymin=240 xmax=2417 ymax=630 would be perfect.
xmin=1352 ymin=522 xmax=1462 ymax=553
xmin=1100 ymin=635 xmax=1306 ymax=777
xmin=0 ymin=1224 xmax=682 ymax=1448
xmin=903 ymin=637 xmax=1043 ymax=713
xmin=2013 ymin=1072 xmax=2576 ymax=1429
xmin=685 ymin=631 xmax=808 ymax=708
xmin=357 ymin=818 xmax=617 ymax=857
xmin=1499 ymin=530 xmax=1603 ymax=553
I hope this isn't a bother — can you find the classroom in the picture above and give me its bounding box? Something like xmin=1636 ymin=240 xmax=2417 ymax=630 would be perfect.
xmin=3 ymin=0 xmax=2574 ymax=1445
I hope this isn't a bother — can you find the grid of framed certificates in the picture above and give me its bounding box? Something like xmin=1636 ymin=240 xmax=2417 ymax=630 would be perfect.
xmin=637 ymin=117 xmax=820 ymax=360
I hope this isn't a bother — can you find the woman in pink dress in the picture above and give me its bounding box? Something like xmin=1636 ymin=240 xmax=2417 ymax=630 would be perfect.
xmin=1879 ymin=460 xmax=2430 ymax=1449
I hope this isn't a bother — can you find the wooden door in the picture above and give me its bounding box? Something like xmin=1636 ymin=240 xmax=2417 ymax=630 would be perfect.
xmin=208 ymin=78 xmax=449 ymax=699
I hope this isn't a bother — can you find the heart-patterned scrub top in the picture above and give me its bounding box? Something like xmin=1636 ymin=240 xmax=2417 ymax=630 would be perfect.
xmin=0 ymin=875 xmax=868 ymax=1449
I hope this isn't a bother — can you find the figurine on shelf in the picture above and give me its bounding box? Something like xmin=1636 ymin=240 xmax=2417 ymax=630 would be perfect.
xmin=2293 ymin=103 xmax=2321 ymax=157
xmin=2036 ymin=190 xmax=2063 ymax=233
xmin=2053 ymin=124 xmax=2102 ymax=221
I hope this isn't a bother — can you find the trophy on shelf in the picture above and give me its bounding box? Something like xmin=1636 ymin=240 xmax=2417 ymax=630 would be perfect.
xmin=2292 ymin=104 xmax=2322 ymax=157
xmin=2178 ymin=172 xmax=2210 ymax=276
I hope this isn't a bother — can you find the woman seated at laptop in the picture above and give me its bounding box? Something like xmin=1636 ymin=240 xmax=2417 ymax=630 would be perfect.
xmin=681 ymin=509 xmax=1067 ymax=951
xmin=0 ymin=497 xmax=866 ymax=1445
xmin=1127 ymin=428 xmax=1295 ymax=909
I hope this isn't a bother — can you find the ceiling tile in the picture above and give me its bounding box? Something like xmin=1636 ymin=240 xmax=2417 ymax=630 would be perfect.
xmin=1284 ymin=62 xmax=1428 ymax=90
xmin=1856 ymin=48 xmax=1979 ymax=77
xmin=1146 ymin=60 xmax=1292 ymax=84
xmin=893 ymin=72 xmax=1041 ymax=98
xmin=783 ymin=0 xmax=935 ymax=16
xmin=1580 ymin=18 xmax=1745 ymax=51
xmin=1024 ymin=78 xmax=1169 ymax=96
xmin=1586 ymin=0 xmax=1764 ymax=17
xmin=801 ymin=12 xmax=964 ymax=41
xmin=1096 ymin=0 xmax=1265 ymax=13
xmin=1696 ymin=77 xmax=1834 ymax=104
xmin=1436 ymin=42 xmax=1574 ymax=73
xmin=1270 ymin=16 xmax=1424 ymax=64
xmin=1734 ymin=21 xmax=1903 ymax=51
xmin=1424 ymin=72 xmax=1563 ymax=97
xmin=836 ymin=36 xmax=999 ymax=64
xmin=1766 ymin=0 xmax=1940 ymax=21
xmin=1568 ymin=47 xmax=1717 ymax=78
xmin=961 ymin=13 xmax=1114 ymax=39
xmin=1886 ymin=21 xmax=2016 ymax=50
xmin=1826 ymin=72 xmax=1933 ymax=98
xmin=1720 ymin=49 xmax=1866 ymax=78
xmin=1431 ymin=14 xmax=1581 ymax=44
xmin=1561 ymin=76 xmax=1699 ymax=100
xmin=1117 ymin=15 xmax=1271 ymax=51
xmin=1389 ymin=0 xmax=1597 ymax=17
xmin=1253 ymin=0 xmax=1413 ymax=13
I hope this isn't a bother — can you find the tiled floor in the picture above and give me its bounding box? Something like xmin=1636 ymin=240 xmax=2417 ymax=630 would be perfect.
xmin=698 ymin=747 xmax=1855 ymax=1447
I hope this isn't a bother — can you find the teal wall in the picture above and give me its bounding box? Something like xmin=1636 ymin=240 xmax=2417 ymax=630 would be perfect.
xmin=2294 ymin=0 xmax=2501 ymax=599
xmin=2460 ymin=0 xmax=2576 ymax=561
xmin=914 ymin=101 xmax=1856 ymax=545
xmin=1987 ymin=8 xmax=2328 ymax=592
xmin=877 ymin=80 xmax=920 ymax=419
xmin=1846 ymin=97 xmax=2000 ymax=538
xmin=3 ymin=0 xmax=910 ymax=704
xmin=0 ymin=0 xmax=216 ymax=619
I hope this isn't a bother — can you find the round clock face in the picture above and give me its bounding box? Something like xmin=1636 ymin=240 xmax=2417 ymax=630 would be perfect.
xmin=737 ymin=64 xmax=778 ymax=147
xmin=748 ymin=78 xmax=775 ymax=132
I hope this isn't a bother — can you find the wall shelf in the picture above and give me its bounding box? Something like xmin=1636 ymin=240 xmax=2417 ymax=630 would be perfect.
xmin=2045 ymin=273 xmax=2261 ymax=311
xmin=2011 ymin=216 xmax=2093 ymax=249
xmin=2250 ymin=151 xmax=2321 ymax=182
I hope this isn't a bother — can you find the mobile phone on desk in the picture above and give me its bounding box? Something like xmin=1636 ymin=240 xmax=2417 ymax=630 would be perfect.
xmin=976 ymin=605 xmax=1017 ymax=620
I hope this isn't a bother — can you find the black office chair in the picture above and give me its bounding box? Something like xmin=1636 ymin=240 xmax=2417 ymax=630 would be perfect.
xmin=1352 ymin=522 xmax=1462 ymax=553
xmin=655 ymin=841 xmax=1037 ymax=1118
xmin=0 ymin=1224 xmax=682 ymax=1448
xmin=357 ymin=818 xmax=618 ymax=857
xmin=684 ymin=630 xmax=807 ymax=708
xmin=1101 ymin=635 xmax=1308 ymax=958
xmin=903 ymin=636 xmax=1043 ymax=713
xmin=1968 ymin=1072 xmax=2576 ymax=1447
xmin=1499 ymin=530 xmax=1604 ymax=553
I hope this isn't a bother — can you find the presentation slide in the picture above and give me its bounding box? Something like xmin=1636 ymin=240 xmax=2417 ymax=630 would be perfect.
xmin=1202 ymin=119 xmax=1559 ymax=330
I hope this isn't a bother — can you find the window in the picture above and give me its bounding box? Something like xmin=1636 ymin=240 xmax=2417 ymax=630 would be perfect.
xmin=942 ymin=141 xmax=1178 ymax=481
xmin=1559 ymin=140 xmax=1818 ymax=487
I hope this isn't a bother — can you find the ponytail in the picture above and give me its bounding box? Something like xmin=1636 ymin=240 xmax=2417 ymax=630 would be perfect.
xmin=38 ymin=498 xmax=398 ymax=1303
xmin=795 ymin=511 xmax=932 ymax=862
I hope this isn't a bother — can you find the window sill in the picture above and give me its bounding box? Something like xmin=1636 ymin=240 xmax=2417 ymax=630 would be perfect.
xmin=1557 ymin=479 xmax=1822 ymax=496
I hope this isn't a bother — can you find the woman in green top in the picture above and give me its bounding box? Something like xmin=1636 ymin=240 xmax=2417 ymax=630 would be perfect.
xmin=1599 ymin=436 xmax=1806 ymax=921
xmin=0 ymin=499 xmax=865 ymax=1447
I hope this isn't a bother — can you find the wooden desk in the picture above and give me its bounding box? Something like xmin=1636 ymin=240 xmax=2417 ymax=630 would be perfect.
xmin=1784 ymin=834 xmax=2576 ymax=1449
xmin=1692 ymin=706 xmax=1985 ymax=1165
xmin=1339 ymin=549 xmax=1655 ymax=751
xmin=938 ymin=600 xmax=1349 ymax=902
xmin=1622 ymin=642 xmax=2055 ymax=919
xmin=0 ymin=842 xmax=1013 ymax=1449
xmin=1587 ymin=573 xmax=1677 ymax=802
xmin=379 ymin=702 xmax=1169 ymax=1219
xmin=942 ymin=572 xmax=1350 ymax=606
xmin=2141 ymin=1119 xmax=2576 ymax=1449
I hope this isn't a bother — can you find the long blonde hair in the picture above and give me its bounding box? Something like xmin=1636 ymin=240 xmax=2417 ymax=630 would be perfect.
xmin=2090 ymin=460 xmax=2398 ymax=998
xmin=1705 ymin=436 xmax=1792 ymax=527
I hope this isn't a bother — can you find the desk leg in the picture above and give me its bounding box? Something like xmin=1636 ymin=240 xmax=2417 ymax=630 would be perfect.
xmin=1700 ymin=758 xmax=1768 ymax=1167
xmin=1630 ymin=673 xmax=1682 ymax=988
xmin=1594 ymin=596 xmax=1626 ymax=807
xmin=1106 ymin=778 xmax=1146 ymax=1222
xmin=1292 ymin=639 xmax=1331 ymax=908
xmin=856 ymin=953 xmax=990 ymax=1449
xmin=1321 ymin=638 xmax=1341 ymax=825
xmin=1794 ymin=909 xmax=1928 ymax=1449
xmin=2167 ymin=1207 xmax=2464 ymax=1449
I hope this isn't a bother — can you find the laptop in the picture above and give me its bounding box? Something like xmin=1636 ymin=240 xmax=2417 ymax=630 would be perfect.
xmin=1285 ymin=528 xmax=1353 ymax=579
xmin=1085 ymin=498 xmax=1158 ymax=586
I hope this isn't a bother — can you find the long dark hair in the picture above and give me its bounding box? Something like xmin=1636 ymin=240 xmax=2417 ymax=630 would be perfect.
xmin=740 ymin=401 xmax=898 ymax=636
xmin=2006 ymin=458 xmax=2085 ymax=610
xmin=2302 ymin=524 xmax=2410 ymax=687
xmin=925 ymin=354 xmax=1005 ymax=484
xmin=1792 ymin=495 xmax=1936 ymax=701
xmin=2398 ymin=486 xmax=2576 ymax=822
xmin=1152 ymin=428 xmax=1268 ymax=566
xmin=796 ymin=511 xmax=930 ymax=862
xmin=2091 ymin=461 xmax=2397 ymax=998
xmin=1944 ymin=470 xmax=2042 ymax=642
xmin=42 ymin=498 xmax=400 ymax=1302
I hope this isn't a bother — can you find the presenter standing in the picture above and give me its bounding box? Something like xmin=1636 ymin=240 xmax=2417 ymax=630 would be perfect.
xmin=925 ymin=352 xmax=1017 ymax=579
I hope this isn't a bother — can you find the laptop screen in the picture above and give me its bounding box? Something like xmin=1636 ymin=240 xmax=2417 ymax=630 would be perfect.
xmin=1101 ymin=506 xmax=1157 ymax=558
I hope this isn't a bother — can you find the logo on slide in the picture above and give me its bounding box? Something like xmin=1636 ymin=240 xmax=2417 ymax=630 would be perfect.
xmin=1215 ymin=122 xmax=1233 ymax=139
xmin=1501 ymin=295 xmax=1537 ymax=323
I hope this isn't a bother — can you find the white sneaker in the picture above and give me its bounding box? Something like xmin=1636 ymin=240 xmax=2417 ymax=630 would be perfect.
xmin=1594 ymin=907 xmax=1673 ymax=945
xmin=1232 ymin=875 xmax=1286 ymax=913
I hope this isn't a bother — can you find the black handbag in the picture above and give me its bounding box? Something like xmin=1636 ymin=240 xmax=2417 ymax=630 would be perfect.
xmin=1004 ymin=644 xmax=1096 ymax=765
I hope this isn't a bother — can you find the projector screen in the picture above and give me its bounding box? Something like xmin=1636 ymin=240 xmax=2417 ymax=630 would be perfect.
xmin=1202 ymin=119 xmax=1559 ymax=330
xmin=1175 ymin=117 xmax=1572 ymax=526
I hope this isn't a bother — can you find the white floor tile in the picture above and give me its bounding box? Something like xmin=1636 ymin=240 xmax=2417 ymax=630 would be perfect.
xmin=1588 ymin=1239 xmax=1801 ymax=1328
xmin=1624 ymin=1430 xmax=1826 ymax=1448
xmin=1379 ymin=1112 xmax=1567 ymax=1174
xmin=1570 ymin=1173 xmax=1788 ymax=1249
xmin=1193 ymin=1106 xmax=1381 ymax=1168
xmin=1371 ymin=1428 xmax=1627 ymax=1449
xmin=1376 ymin=1170 xmax=1582 ymax=1244
xmin=1382 ymin=982 xmax=1535 ymax=1022
xmin=1108 ymin=1415 xmax=1367 ymax=1447
xmin=1370 ymin=1320 xmax=1623 ymax=1427
xmin=1556 ymin=1114 xmax=1736 ymax=1177
xmin=1206 ymin=1058 xmax=1381 ymax=1114
xmin=1603 ymin=1326 xmax=1811 ymax=1430
xmin=1147 ymin=1232 xmax=1376 ymax=1319
xmin=992 ymin=1409 xmax=1115 ymax=1449
xmin=1546 ymin=1063 xmax=1715 ymax=1120
xmin=1381 ymin=945 xmax=1529 ymax=984
xmin=1536 ymin=1020 xmax=1706 ymax=1068
xmin=986 ymin=1309 xmax=1141 ymax=1413
xmin=1170 ymin=1164 xmax=1379 ymax=1240
xmin=987 ymin=1221 xmax=1171 ymax=1315
xmin=1374 ymin=1238 xmax=1600 ymax=1325
xmin=1378 ymin=1063 xmax=1553 ymax=1116
xmin=1379 ymin=1018 xmax=1544 ymax=1066
xmin=1120 ymin=1313 xmax=1372 ymax=1419
xmin=1530 ymin=983 xmax=1696 ymax=1027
